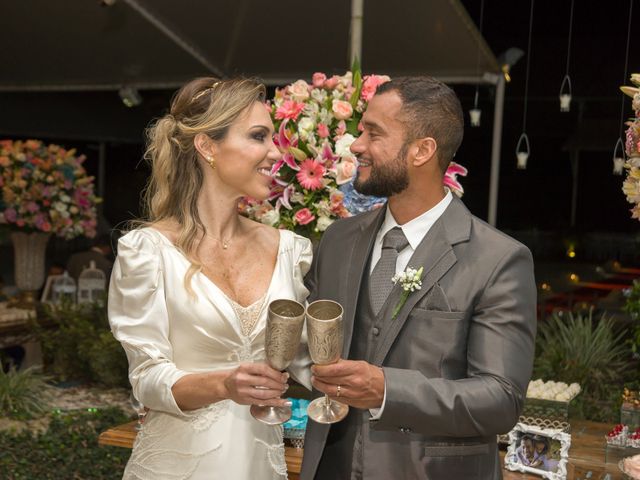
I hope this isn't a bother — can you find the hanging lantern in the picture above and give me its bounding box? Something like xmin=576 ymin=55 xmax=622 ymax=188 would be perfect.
xmin=559 ymin=75 xmax=572 ymax=112
xmin=469 ymin=108 xmax=481 ymax=127
xmin=516 ymin=133 xmax=531 ymax=170
xmin=613 ymin=137 xmax=626 ymax=175
xmin=613 ymin=157 xmax=625 ymax=175
xmin=469 ymin=89 xmax=481 ymax=127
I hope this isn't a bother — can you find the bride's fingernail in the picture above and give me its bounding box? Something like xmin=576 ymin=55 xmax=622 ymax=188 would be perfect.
xmin=284 ymin=401 xmax=292 ymax=407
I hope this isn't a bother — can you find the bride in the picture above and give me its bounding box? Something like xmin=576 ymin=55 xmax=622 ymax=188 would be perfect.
xmin=108 ymin=77 xmax=312 ymax=479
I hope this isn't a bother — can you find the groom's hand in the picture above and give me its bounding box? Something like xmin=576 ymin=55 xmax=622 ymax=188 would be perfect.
xmin=311 ymin=359 xmax=385 ymax=410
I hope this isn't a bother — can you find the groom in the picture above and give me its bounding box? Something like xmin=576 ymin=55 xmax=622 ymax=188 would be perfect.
xmin=301 ymin=77 xmax=537 ymax=480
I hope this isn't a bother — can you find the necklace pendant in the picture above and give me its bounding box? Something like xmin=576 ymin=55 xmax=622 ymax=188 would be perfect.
xmin=223 ymin=242 xmax=229 ymax=249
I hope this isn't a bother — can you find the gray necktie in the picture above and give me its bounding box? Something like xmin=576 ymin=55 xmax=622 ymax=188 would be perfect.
xmin=370 ymin=227 xmax=409 ymax=315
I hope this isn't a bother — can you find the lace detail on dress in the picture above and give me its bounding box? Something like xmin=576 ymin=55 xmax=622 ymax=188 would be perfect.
xmin=123 ymin=418 xmax=221 ymax=480
xmin=189 ymin=400 xmax=230 ymax=431
xmin=255 ymin=434 xmax=287 ymax=477
xmin=229 ymin=293 xmax=267 ymax=337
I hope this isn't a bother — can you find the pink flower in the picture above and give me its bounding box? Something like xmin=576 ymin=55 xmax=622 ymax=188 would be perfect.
xmin=312 ymin=72 xmax=327 ymax=88
xmin=443 ymin=161 xmax=468 ymax=197
xmin=317 ymin=123 xmax=330 ymax=138
xmin=335 ymin=120 xmax=347 ymax=137
xmin=360 ymin=74 xmax=391 ymax=101
xmin=335 ymin=159 xmax=357 ymax=185
xmin=332 ymin=100 xmax=353 ymax=120
xmin=296 ymin=159 xmax=326 ymax=191
xmin=288 ymin=80 xmax=310 ymax=102
xmin=4 ymin=208 xmax=17 ymax=222
xmin=294 ymin=208 xmax=315 ymax=226
xmin=275 ymin=100 xmax=305 ymax=121
xmin=324 ymin=75 xmax=340 ymax=90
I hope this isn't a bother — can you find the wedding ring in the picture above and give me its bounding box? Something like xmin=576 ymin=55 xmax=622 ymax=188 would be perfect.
xmin=336 ymin=385 xmax=342 ymax=397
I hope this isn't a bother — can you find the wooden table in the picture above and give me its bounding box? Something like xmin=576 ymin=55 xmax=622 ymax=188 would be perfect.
xmin=99 ymin=420 xmax=629 ymax=479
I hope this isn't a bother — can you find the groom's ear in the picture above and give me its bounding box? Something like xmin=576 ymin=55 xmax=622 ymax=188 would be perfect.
xmin=412 ymin=137 xmax=437 ymax=168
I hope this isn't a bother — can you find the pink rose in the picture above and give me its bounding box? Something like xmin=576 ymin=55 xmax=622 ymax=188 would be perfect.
xmin=317 ymin=123 xmax=330 ymax=138
xmin=294 ymin=208 xmax=315 ymax=226
xmin=312 ymin=72 xmax=327 ymax=88
xmin=288 ymin=80 xmax=310 ymax=102
xmin=324 ymin=75 xmax=340 ymax=90
xmin=335 ymin=159 xmax=356 ymax=185
xmin=332 ymin=100 xmax=353 ymax=120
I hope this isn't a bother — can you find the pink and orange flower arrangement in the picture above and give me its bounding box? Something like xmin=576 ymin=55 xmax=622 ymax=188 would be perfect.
xmin=0 ymin=139 xmax=100 ymax=239
xmin=621 ymin=74 xmax=640 ymax=221
xmin=240 ymin=68 xmax=468 ymax=237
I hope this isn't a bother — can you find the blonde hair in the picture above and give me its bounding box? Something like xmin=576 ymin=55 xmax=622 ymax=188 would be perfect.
xmin=140 ymin=77 xmax=266 ymax=294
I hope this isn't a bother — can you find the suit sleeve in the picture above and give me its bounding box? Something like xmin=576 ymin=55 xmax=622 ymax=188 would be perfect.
xmin=374 ymin=244 xmax=537 ymax=437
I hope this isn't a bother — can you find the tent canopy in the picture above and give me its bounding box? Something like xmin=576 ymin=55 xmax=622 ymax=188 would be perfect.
xmin=1 ymin=0 xmax=499 ymax=92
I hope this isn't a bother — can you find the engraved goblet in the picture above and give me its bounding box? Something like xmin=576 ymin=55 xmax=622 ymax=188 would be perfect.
xmin=306 ymin=299 xmax=349 ymax=424
xmin=250 ymin=299 xmax=305 ymax=425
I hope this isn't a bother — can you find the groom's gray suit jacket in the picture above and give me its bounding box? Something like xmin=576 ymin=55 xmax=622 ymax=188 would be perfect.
xmin=301 ymin=197 xmax=537 ymax=480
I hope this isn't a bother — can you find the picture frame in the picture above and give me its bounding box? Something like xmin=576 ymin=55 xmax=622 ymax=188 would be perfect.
xmin=504 ymin=422 xmax=571 ymax=479
xmin=40 ymin=274 xmax=62 ymax=303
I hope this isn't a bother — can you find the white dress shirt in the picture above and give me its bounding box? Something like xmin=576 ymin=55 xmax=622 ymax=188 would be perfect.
xmin=369 ymin=189 xmax=453 ymax=419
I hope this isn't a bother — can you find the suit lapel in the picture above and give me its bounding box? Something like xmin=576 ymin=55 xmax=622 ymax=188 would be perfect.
xmin=372 ymin=197 xmax=471 ymax=364
xmin=342 ymin=206 xmax=386 ymax=358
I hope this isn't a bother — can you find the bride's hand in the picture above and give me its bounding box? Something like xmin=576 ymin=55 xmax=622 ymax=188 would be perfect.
xmin=223 ymin=363 xmax=290 ymax=406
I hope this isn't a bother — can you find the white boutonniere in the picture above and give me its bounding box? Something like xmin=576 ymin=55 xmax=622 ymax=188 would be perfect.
xmin=391 ymin=266 xmax=424 ymax=319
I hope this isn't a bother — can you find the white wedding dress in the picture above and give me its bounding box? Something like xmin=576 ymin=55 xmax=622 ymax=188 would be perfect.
xmin=108 ymin=227 xmax=312 ymax=480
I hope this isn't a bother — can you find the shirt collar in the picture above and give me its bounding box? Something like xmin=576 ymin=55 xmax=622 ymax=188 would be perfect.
xmin=378 ymin=189 xmax=453 ymax=250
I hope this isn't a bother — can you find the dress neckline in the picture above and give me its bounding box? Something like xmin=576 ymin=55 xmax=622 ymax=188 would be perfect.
xmin=145 ymin=227 xmax=283 ymax=309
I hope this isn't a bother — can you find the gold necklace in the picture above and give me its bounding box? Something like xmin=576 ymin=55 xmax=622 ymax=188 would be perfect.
xmin=205 ymin=230 xmax=236 ymax=250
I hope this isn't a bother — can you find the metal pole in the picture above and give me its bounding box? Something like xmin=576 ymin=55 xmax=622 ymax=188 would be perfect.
xmin=349 ymin=0 xmax=364 ymax=65
xmin=570 ymin=153 xmax=579 ymax=227
xmin=122 ymin=0 xmax=224 ymax=77
xmin=487 ymin=75 xmax=505 ymax=227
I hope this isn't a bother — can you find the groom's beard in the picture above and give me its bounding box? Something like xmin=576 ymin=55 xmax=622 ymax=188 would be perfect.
xmin=354 ymin=142 xmax=410 ymax=197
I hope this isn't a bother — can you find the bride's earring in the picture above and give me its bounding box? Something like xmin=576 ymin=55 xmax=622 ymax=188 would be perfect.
xmin=205 ymin=155 xmax=216 ymax=170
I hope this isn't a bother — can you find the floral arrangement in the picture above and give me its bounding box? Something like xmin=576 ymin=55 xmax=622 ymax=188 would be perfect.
xmin=0 ymin=139 xmax=100 ymax=239
xmin=240 ymin=68 xmax=468 ymax=238
xmin=391 ymin=266 xmax=424 ymax=319
xmin=621 ymin=73 xmax=640 ymax=220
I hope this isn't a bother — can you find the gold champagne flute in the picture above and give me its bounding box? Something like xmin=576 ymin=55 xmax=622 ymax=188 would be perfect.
xmin=306 ymin=299 xmax=349 ymax=424
xmin=250 ymin=299 xmax=305 ymax=425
